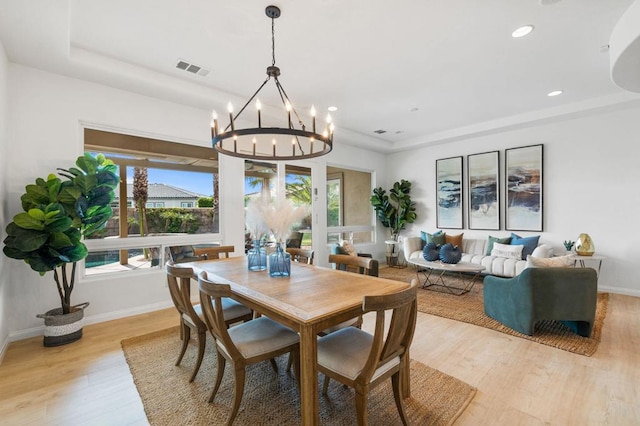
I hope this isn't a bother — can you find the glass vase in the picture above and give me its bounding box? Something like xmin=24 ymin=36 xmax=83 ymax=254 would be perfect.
xmin=269 ymin=243 xmax=291 ymax=277
xmin=247 ymin=240 xmax=267 ymax=271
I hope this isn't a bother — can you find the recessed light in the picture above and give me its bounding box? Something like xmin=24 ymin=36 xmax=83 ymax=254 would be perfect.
xmin=512 ymin=25 xmax=534 ymax=38
xmin=409 ymin=107 xmax=419 ymax=112
xmin=327 ymin=106 xmax=338 ymax=112
xmin=547 ymin=90 xmax=563 ymax=97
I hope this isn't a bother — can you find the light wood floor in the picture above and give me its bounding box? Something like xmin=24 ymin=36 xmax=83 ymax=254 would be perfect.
xmin=1 ymin=293 xmax=639 ymax=425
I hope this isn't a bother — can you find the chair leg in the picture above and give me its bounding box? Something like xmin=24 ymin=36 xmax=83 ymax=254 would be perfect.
xmin=269 ymin=358 xmax=279 ymax=373
xmin=176 ymin=323 xmax=190 ymax=366
xmin=209 ymin=350 xmax=226 ymax=403
xmin=189 ymin=329 xmax=206 ymax=382
xmin=355 ymin=390 xmax=368 ymax=426
xmin=392 ymin=372 xmax=409 ymax=425
xmin=227 ymin=367 xmax=246 ymax=426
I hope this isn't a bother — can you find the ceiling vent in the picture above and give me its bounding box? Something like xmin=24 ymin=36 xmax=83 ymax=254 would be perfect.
xmin=373 ymin=129 xmax=387 ymax=134
xmin=175 ymin=59 xmax=210 ymax=77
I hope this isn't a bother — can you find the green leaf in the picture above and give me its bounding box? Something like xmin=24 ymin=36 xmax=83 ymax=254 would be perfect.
xmin=28 ymin=208 xmax=46 ymax=221
xmin=49 ymin=231 xmax=73 ymax=249
xmin=13 ymin=228 xmax=49 ymax=251
xmin=45 ymin=216 xmax=73 ymax=233
xmin=13 ymin=212 xmax=45 ymax=230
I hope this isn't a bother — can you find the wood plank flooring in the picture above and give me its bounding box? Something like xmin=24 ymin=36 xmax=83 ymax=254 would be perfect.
xmin=1 ymin=293 xmax=638 ymax=425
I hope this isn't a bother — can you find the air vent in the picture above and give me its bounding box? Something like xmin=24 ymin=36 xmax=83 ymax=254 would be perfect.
xmin=373 ymin=129 xmax=387 ymax=134
xmin=175 ymin=59 xmax=210 ymax=77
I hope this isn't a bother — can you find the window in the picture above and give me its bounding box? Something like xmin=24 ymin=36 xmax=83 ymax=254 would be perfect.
xmin=83 ymin=129 xmax=221 ymax=276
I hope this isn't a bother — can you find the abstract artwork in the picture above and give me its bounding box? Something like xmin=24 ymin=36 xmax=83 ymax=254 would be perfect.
xmin=505 ymin=144 xmax=543 ymax=231
xmin=436 ymin=156 xmax=463 ymax=229
xmin=467 ymin=151 xmax=500 ymax=230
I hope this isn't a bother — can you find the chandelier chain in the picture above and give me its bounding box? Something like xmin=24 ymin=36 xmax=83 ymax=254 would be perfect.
xmin=271 ymin=17 xmax=276 ymax=67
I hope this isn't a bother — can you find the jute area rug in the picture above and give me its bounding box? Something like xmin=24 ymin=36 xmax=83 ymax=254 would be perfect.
xmin=379 ymin=266 xmax=608 ymax=356
xmin=122 ymin=327 xmax=476 ymax=425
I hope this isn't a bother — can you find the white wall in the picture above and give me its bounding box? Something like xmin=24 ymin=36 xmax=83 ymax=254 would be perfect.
xmin=0 ymin=39 xmax=10 ymax=357
xmin=2 ymin=64 xmax=388 ymax=340
xmin=387 ymin=105 xmax=640 ymax=296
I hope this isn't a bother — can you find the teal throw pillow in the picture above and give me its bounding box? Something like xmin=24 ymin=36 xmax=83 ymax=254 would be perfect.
xmin=510 ymin=233 xmax=540 ymax=260
xmin=439 ymin=243 xmax=462 ymax=264
xmin=422 ymin=242 xmax=440 ymax=261
xmin=486 ymin=235 xmax=511 ymax=255
xmin=420 ymin=230 xmax=446 ymax=246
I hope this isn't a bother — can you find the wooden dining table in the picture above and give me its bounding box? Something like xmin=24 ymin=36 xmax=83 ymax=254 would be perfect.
xmin=183 ymin=256 xmax=411 ymax=425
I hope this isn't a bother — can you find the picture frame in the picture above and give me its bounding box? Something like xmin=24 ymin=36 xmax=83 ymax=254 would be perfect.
xmin=467 ymin=151 xmax=500 ymax=230
xmin=436 ymin=156 xmax=463 ymax=229
xmin=505 ymin=144 xmax=543 ymax=231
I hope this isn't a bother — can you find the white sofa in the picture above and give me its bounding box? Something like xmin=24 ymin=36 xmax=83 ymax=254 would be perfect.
xmin=402 ymin=236 xmax=553 ymax=277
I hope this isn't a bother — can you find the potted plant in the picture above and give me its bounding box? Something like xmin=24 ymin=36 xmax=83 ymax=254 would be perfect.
xmin=370 ymin=179 xmax=417 ymax=241
xmin=3 ymin=153 xmax=119 ymax=346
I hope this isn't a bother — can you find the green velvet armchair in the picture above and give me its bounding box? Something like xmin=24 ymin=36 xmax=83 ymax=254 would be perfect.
xmin=483 ymin=267 xmax=598 ymax=337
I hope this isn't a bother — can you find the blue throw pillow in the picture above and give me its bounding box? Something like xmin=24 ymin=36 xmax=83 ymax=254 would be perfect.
xmin=420 ymin=230 xmax=446 ymax=246
xmin=510 ymin=233 xmax=540 ymax=260
xmin=439 ymin=243 xmax=462 ymax=264
xmin=422 ymin=242 xmax=440 ymax=261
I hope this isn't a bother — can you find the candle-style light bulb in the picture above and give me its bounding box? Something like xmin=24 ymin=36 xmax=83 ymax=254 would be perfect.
xmin=292 ymin=138 xmax=296 ymax=156
xmin=286 ymin=101 xmax=292 ymax=129
xmin=310 ymin=105 xmax=316 ymax=133
xmin=228 ymin=102 xmax=235 ymax=131
xmin=211 ymin=110 xmax=218 ymax=137
xmin=256 ymin=99 xmax=262 ymax=128
xmin=233 ymin=135 xmax=237 ymax=153
xmin=252 ymin=137 xmax=257 ymax=156
xmin=272 ymin=138 xmax=276 ymax=156
xmin=326 ymin=113 xmax=332 ymax=124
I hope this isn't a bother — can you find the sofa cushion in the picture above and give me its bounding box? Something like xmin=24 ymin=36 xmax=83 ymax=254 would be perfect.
xmin=526 ymin=254 xmax=573 ymax=268
xmin=445 ymin=233 xmax=463 ymax=248
xmin=422 ymin=242 xmax=441 ymax=261
xmin=486 ymin=235 xmax=511 ymax=256
xmin=421 ymin=230 xmax=445 ymax=246
xmin=491 ymin=242 xmax=523 ymax=260
xmin=510 ymin=233 xmax=540 ymax=260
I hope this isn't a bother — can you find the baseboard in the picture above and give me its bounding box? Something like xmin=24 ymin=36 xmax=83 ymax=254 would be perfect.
xmin=0 ymin=335 xmax=9 ymax=364
xmin=599 ymin=285 xmax=640 ymax=298
xmin=6 ymin=301 xmax=174 ymax=344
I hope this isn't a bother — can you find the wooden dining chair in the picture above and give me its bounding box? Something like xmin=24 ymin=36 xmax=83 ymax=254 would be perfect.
xmin=193 ymin=245 xmax=235 ymax=260
xmin=329 ymin=253 xmax=378 ymax=276
xmin=198 ymin=271 xmax=301 ymax=425
xmin=286 ymin=247 xmax=315 ymax=265
xmin=166 ymin=262 xmax=253 ymax=382
xmin=317 ymin=279 xmax=419 ymax=425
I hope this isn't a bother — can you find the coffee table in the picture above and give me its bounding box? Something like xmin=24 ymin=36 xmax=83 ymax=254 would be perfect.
xmin=408 ymin=257 xmax=485 ymax=295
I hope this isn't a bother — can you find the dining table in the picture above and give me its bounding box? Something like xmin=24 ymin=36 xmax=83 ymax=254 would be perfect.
xmin=183 ymin=256 xmax=411 ymax=425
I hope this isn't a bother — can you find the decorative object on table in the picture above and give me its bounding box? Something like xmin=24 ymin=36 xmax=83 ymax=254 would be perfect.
xmin=245 ymin=198 xmax=269 ymax=271
xmin=210 ymin=5 xmax=333 ymax=161
xmin=256 ymin=197 xmax=308 ymax=277
xmin=3 ymin=153 xmax=118 ymax=346
xmin=436 ymin=156 xmax=464 ymax=229
xmin=439 ymin=243 xmax=462 ymax=264
xmin=575 ymin=233 xmax=595 ymax=256
xmin=563 ymin=240 xmax=575 ymax=252
xmin=370 ymin=179 xmax=417 ymax=242
xmin=505 ymin=144 xmax=543 ymax=232
xmin=422 ymin=242 xmax=441 ymax=261
xmin=467 ymin=150 xmax=500 ymax=230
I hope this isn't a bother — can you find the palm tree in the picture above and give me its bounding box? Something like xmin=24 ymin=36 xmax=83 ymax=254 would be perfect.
xmin=133 ymin=167 xmax=148 ymax=236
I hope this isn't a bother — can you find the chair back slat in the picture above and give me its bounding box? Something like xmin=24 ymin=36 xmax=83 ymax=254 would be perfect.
xmin=329 ymin=254 xmax=376 ymax=275
xmin=287 ymin=248 xmax=315 ymax=265
xmin=166 ymin=262 xmax=204 ymax=327
xmin=359 ymin=279 xmax=418 ymax=379
xmin=193 ymin=245 xmax=235 ymax=260
xmin=198 ymin=271 xmax=242 ymax=360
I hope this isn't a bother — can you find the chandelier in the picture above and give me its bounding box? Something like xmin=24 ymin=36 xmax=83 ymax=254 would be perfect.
xmin=211 ymin=5 xmax=334 ymax=161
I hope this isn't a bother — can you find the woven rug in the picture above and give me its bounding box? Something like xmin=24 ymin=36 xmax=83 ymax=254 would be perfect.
xmin=379 ymin=266 xmax=608 ymax=356
xmin=122 ymin=327 xmax=476 ymax=425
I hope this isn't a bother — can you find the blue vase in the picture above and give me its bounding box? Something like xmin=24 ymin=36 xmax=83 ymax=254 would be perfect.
xmin=269 ymin=243 xmax=291 ymax=277
xmin=247 ymin=240 xmax=267 ymax=271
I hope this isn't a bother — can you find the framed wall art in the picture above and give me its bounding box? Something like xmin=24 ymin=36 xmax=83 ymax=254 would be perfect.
xmin=467 ymin=151 xmax=500 ymax=230
xmin=505 ymin=144 xmax=543 ymax=231
xmin=436 ymin=156 xmax=463 ymax=229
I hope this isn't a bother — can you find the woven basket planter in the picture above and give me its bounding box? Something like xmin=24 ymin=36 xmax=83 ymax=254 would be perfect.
xmin=36 ymin=302 xmax=89 ymax=347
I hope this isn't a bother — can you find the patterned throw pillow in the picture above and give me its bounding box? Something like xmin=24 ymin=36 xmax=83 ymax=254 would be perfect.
xmin=439 ymin=243 xmax=462 ymax=264
xmin=491 ymin=242 xmax=524 ymax=260
xmin=486 ymin=235 xmax=511 ymax=255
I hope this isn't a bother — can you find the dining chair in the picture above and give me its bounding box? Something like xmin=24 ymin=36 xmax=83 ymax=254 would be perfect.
xmin=198 ymin=271 xmax=301 ymax=425
xmin=329 ymin=253 xmax=378 ymax=276
xmin=193 ymin=245 xmax=235 ymax=260
xmin=166 ymin=262 xmax=253 ymax=382
xmin=317 ymin=278 xmax=418 ymax=425
xmin=286 ymin=247 xmax=315 ymax=265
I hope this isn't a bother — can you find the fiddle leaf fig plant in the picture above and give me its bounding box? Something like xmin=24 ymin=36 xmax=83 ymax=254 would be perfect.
xmin=3 ymin=153 xmax=119 ymax=314
xmin=370 ymin=179 xmax=417 ymax=240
